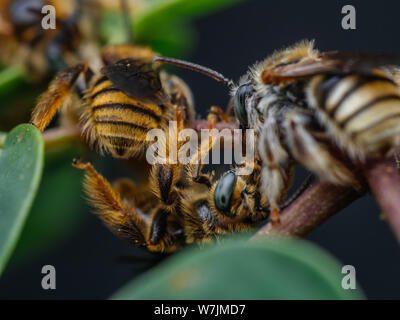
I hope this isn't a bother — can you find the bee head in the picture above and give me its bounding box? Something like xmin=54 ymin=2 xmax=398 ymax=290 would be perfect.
xmin=212 ymin=171 xmax=248 ymax=224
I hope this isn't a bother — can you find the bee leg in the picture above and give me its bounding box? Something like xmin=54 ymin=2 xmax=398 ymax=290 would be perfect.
xmin=31 ymin=63 xmax=90 ymax=131
xmin=175 ymin=107 xmax=185 ymax=132
xmin=207 ymin=106 xmax=231 ymax=129
xmin=149 ymin=105 xmax=186 ymax=211
xmin=148 ymin=162 xmax=189 ymax=252
xmin=72 ymin=159 xmax=182 ymax=252
xmin=212 ymin=106 xmax=231 ymax=122
xmin=394 ymin=149 xmax=400 ymax=174
xmin=185 ymin=130 xmax=219 ymax=187
xmin=284 ymin=112 xmax=359 ymax=187
xmin=259 ymin=118 xmax=294 ymax=224
xmin=146 ymin=116 xmax=188 ymax=251
xmin=72 ymin=159 xmax=150 ymax=247
xmin=115 ymin=177 xmax=184 ymax=252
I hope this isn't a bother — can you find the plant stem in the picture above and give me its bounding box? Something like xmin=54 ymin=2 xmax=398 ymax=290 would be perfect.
xmin=41 ymin=126 xmax=82 ymax=152
xmin=188 ymin=120 xmax=238 ymax=131
xmin=1 ymin=126 xmax=82 ymax=151
xmin=253 ymin=181 xmax=364 ymax=238
xmin=364 ymin=157 xmax=400 ymax=243
xmin=0 ymin=132 xmax=6 ymax=148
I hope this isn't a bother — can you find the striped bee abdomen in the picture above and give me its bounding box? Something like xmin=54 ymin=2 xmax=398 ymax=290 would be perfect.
xmin=307 ymin=72 xmax=400 ymax=156
xmin=84 ymin=76 xmax=168 ymax=158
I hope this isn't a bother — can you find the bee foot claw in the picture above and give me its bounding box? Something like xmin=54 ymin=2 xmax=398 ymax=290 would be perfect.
xmin=270 ymin=207 xmax=281 ymax=225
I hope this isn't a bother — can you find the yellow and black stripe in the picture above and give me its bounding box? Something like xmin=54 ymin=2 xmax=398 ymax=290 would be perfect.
xmin=87 ymin=75 xmax=168 ymax=158
xmin=309 ymin=72 xmax=400 ymax=154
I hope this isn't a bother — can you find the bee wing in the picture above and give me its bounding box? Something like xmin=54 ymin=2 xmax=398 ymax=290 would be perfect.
xmin=101 ymin=58 xmax=169 ymax=104
xmin=262 ymin=52 xmax=400 ymax=83
xmin=322 ymin=51 xmax=400 ymax=72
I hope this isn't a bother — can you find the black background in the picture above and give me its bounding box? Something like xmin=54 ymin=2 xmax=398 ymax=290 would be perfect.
xmin=1 ymin=0 xmax=400 ymax=299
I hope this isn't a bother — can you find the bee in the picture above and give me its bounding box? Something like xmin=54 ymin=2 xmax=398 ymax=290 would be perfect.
xmin=30 ymin=43 xmax=195 ymax=159
xmin=0 ymin=0 xmax=97 ymax=81
xmin=154 ymin=40 xmax=400 ymax=224
xmin=72 ymin=116 xmax=273 ymax=252
xmin=229 ymin=40 xmax=400 ymax=223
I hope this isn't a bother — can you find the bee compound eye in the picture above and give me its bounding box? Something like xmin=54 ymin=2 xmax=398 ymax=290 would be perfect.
xmin=233 ymin=84 xmax=253 ymax=129
xmin=214 ymin=172 xmax=237 ymax=214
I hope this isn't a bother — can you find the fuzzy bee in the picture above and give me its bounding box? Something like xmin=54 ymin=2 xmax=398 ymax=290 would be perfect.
xmin=72 ymin=116 xmax=274 ymax=252
xmin=229 ymin=40 xmax=400 ymax=223
xmin=30 ymin=44 xmax=195 ymax=158
xmin=155 ymin=40 xmax=400 ymax=224
xmin=0 ymin=0 xmax=98 ymax=81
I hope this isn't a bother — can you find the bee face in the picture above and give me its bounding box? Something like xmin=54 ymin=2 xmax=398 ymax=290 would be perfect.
xmin=211 ymin=169 xmax=262 ymax=225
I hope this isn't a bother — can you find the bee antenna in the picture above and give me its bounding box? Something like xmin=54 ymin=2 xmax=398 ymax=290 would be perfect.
xmin=153 ymin=56 xmax=234 ymax=88
xmin=120 ymin=0 xmax=134 ymax=44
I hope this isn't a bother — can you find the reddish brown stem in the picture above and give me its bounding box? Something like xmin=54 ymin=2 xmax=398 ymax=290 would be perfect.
xmin=254 ymin=181 xmax=364 ymax=238
xmin=364 ymin=157 xmax=400 ymax=243
xmin=188 ymin=120 xmax=239 ymax=131
xmin=42 ymin=126 xmax=82 ymax=151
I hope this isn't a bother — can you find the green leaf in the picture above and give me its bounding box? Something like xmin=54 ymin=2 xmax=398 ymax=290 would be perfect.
xmin=143 ymin=23 xmax=197 ymax=58
xmin=0 ymin=124 xmax=44 ymax=275
xmin=100 ymin=0 xmax=243 ymax=56
xmin=0 ymin=66 xmax=26 ymax=102
xmin=0 ymin=132 xmax=6 ymax=148
xmin=10 ymin=147 xmax=87 ymax=264
xmin=112 ymin=237 xmax=365 ymax=299
xmin=99 ymin=11 xmax=130 ymax=45
xmin=135 ymin=0 xmax=245 ymax=38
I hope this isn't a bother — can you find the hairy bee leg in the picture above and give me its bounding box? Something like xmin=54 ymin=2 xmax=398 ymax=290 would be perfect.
xmin=394 ymin=150 xmax=400 ymax=174
xmin=284 ymin=112 xmax=359 ymax=187
xmin=172 ymin=107 xmax=213 ymax=187
xmin=280 ymin=174 xmax=315 ymax=211
xmin=112 ymin=178 xmax=154 ymax=208
xmin=147 ymin=103 xmax=187 ymax=212
xmin=74 ymin=160 xmax=183 ymax=252
xmin=212 ymin=106 xmax=231 ymax=122
xmin=72 ymin=159 xmax=150 ymax=247
xmin=144 ymin=110 xmax=189 ymax=250
xmin=185 ymin=130 xmax=218 ymax=187
xmin=147 ymin=167 xmax=188 ymax=251
xmin=149 ymin=106 xmax=185 ymax=209
xmin=259 ymin=118 xmax=296 ymax=224
xmin=175 ymin=107 xmax=185 ymax=132
xmin=207 ymin=115 xmax=217 ymax=129
xmin=207 ymin=105 xmax=231 ymax=129
xmin=31 ymin=63 xmax=90 ymax=131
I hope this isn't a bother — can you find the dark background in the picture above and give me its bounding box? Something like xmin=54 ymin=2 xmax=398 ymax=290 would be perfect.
xmin=1 ymin=0 xmax=400 ymax=299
